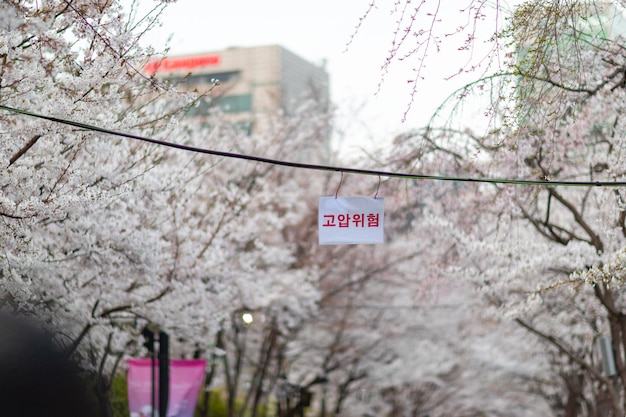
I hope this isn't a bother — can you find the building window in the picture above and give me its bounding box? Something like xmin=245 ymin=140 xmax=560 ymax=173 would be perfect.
xmin=213 ymin=94 xmax=253 ymax=113
xmin=167 ymin=70 xmax=241 ymax=88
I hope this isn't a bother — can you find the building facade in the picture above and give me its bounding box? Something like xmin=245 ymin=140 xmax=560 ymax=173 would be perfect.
xmin=145 ymin=45 xmax=330 ymax=135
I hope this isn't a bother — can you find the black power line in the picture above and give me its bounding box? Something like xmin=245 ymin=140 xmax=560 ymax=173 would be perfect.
xmin=2 ymin=104 xmax=625 ymax=188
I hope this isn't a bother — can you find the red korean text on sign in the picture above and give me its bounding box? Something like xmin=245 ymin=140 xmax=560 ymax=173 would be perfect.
xmin=322 ymin=213 xmax=380 ymax=228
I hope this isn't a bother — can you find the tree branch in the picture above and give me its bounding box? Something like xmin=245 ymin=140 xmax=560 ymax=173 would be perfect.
xmin=515 ymin=318 xmax=621 ymax=415
xmin=9 ymin=134 xmax=42 ymax=166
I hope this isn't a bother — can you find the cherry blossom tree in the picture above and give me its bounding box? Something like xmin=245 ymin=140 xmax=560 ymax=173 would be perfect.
xmin=349 ymin=0 xmax=514 ymax=121
xmin=230 ymin=168 xmax=553 ymax=417
xmin=13 ymin=2 xmax=626 ymax=417
xmin=381 ymin=1 xmax=626 ymax=416
xmin=0 ymin=2 xmax=330 ymax=416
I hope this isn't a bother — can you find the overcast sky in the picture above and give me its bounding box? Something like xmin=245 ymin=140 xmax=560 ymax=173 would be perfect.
xmin=133 ymin=0 xmax=508 ymax=157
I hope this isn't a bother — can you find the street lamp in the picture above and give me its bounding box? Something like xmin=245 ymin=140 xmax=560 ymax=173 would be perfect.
xmin=142 ymin=326 xmax=170 ymax=417
xmin=141 ymin=327 xmax=156 ymax=417
xmin=241 ymin=312 xmax=253 ymax=325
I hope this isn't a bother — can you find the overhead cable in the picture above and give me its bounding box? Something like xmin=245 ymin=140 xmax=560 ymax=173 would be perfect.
xmin=1 ymin=104 xmax=625 ymax=188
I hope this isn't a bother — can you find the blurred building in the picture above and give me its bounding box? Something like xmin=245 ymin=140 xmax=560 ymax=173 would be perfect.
xmin=144 ymin=45 xmax=330 ymax=135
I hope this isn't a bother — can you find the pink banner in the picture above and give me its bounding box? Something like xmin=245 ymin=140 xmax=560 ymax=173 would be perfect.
xmin=127 ymin=358 xmax=206 ymax=417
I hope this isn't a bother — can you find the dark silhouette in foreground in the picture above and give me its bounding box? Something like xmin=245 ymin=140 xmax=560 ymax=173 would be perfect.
xmin=0 ymin=313 xmax=96 ymax=417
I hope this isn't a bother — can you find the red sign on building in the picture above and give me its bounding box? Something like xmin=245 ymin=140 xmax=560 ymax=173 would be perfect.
xmin=144 ymin=55 xmax=221 ymax=75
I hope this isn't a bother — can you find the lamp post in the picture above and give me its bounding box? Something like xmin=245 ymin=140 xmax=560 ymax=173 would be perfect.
xmin=142 ymin=327 xmax=170 ymax=417
xmin=598 ymin=335 xmax=617 ymax=376
xmin=158 ymin=331 xmax=170 ymax=417
xmin=141 ymin=328 xmax=156 ymax=417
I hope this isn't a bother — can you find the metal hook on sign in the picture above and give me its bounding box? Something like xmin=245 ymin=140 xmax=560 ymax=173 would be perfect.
xmin=373 ymin=175 xmax=381 ymax=198
xmin=335 ymin=171 xmax=344 ymax=199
